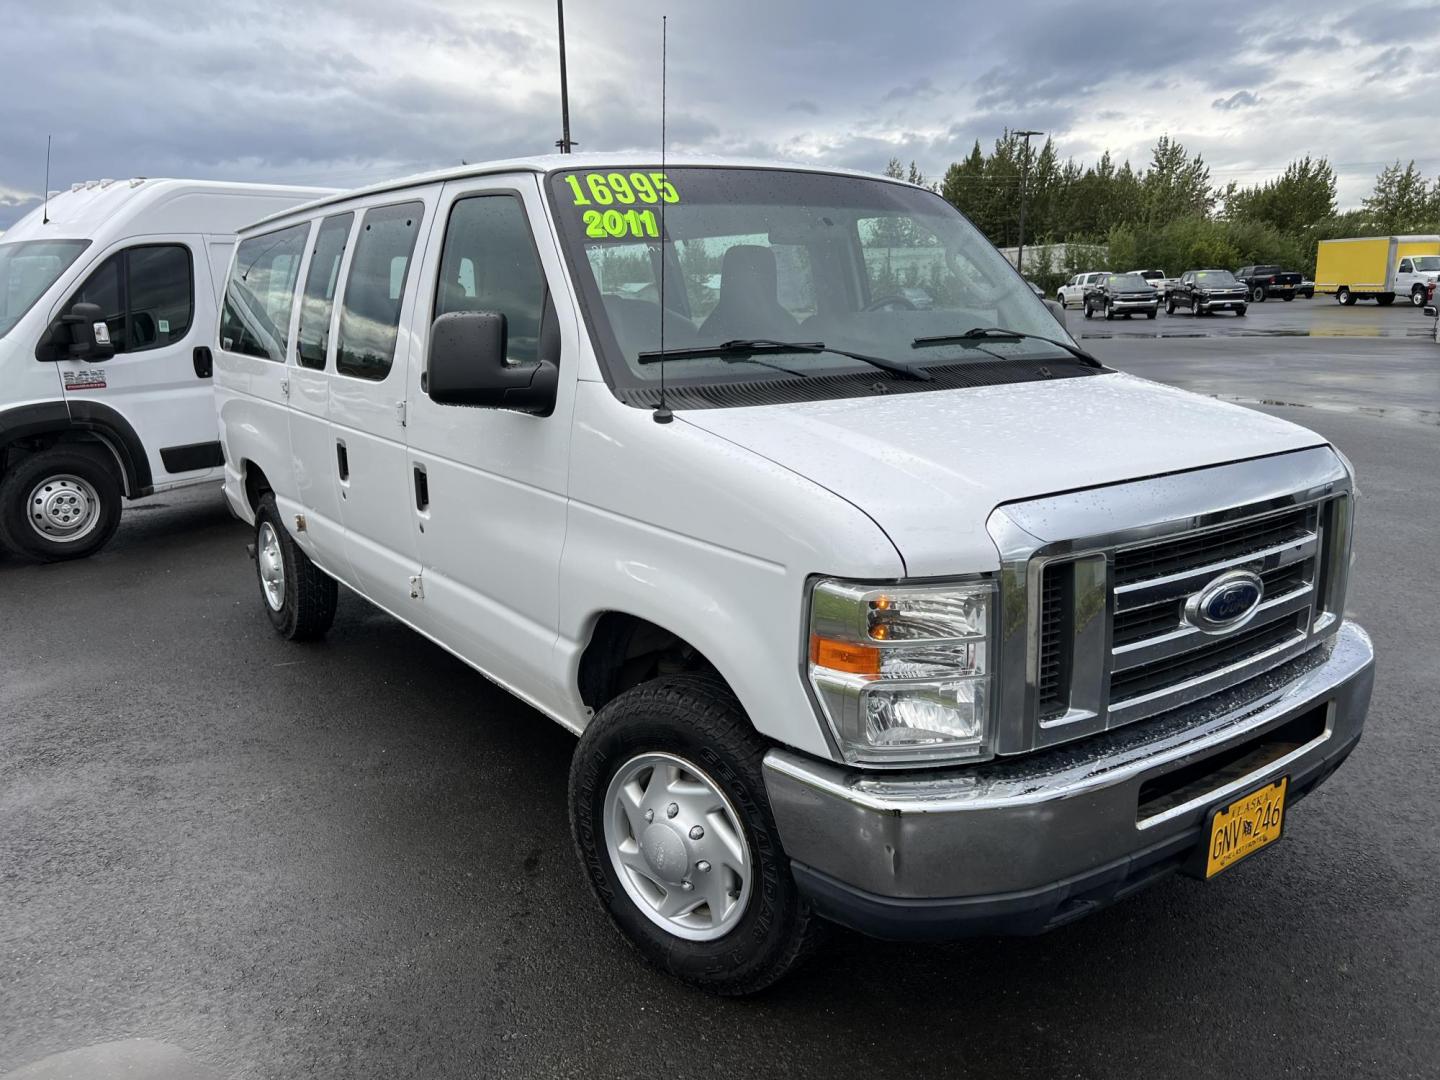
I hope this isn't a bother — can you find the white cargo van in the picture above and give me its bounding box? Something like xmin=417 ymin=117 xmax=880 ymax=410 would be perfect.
xmin=0 ymin=178 xmax=331 ymax=560
xmin=215 ymin=156 xmax=1374 ymax=994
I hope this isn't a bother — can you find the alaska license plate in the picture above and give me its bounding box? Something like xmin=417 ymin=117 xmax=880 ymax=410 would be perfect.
xmin=1204 ymin=777 xmax=1288 ymax=879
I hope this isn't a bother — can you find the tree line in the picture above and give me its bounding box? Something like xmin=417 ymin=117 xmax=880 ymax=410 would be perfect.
xmin=883 ymin=133 xmax=1440 ymax=295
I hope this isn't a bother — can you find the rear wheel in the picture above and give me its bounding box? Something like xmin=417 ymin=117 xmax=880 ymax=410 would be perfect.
xmin=1282 ymin=293 xmax=1294 ymax=301
xmin=1376 ymin=293 xmax=1395 ymax=307
xmin=0 ymin=445 xmax=123 ymax=562
xmin=569 ymin=674 xmax=823 ymax=995
xmin=253 ymin=494 xmax=337 ymax=641
xmin=1337 ymin=287 xmax=1355 ymax=306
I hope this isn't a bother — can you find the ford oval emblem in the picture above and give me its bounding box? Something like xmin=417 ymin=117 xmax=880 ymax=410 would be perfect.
xmin=1184 ymin=570 xmax=1264 ymax=635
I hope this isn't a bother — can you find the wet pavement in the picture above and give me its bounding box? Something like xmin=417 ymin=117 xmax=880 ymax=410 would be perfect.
xmin=2 ymin=319 xmax=1437 ymax=1079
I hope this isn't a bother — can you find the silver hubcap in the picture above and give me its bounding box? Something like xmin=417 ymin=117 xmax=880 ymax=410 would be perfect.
xmin=257 ymin=522 xmax=285 ymax=611
xmin=27 ymin=474 xmax=101 ymax=543
xmin=603 ymin=752 xmax=752 ymax=941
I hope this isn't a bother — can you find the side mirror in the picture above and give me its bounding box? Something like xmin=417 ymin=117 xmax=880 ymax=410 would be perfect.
xmin=1043 ymin=298 xmax=1068 ymax=331
xmin=35 ymin=302 xmax=116 ymax=363
xmin=425 ymin=311 xmax=556 ymax=415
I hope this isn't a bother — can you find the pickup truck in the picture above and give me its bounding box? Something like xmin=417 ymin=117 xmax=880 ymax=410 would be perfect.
xmin=215 ymin=154 xmax=1374 ymax=994
xmin=1166 ymin=269 xmax=1249 ymax=316
xmin=1235 ymin=265 xmax=1303 ymax=303
xmin=1084 ymin=272 xmax=1161 ymax=319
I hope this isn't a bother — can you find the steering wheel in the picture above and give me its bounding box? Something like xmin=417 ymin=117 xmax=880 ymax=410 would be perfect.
xmin=863 ymin=293 xmax=918 ymax=312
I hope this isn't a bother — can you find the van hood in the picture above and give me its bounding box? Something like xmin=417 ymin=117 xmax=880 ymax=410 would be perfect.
xmin=678 ymin=371 xmax=1327 ymax=576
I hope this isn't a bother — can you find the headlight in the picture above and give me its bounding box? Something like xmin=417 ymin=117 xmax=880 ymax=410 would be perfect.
xmin=806 ymin=578 xmax=995 ymax=766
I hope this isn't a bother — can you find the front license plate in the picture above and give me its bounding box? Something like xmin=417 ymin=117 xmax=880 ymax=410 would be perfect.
xmin=1204 ymin=777 xmax=1288 ymax=879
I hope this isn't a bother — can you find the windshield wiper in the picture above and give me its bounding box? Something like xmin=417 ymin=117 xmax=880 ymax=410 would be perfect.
xmin=637 ymin=339 xmax=931 ymax=381
xmin=912 ymin=327 xmax=1102 ymax=368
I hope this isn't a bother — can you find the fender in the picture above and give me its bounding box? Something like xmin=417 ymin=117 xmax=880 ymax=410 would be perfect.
xmin=0 ymin=400 xmax=154 ymax=497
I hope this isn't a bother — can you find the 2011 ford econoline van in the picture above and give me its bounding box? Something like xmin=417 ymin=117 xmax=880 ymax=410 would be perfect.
xmin=214 ymin=155 xmax=1374 ymax=995
xmin=0 ymin=178 xmax=331 ymax=560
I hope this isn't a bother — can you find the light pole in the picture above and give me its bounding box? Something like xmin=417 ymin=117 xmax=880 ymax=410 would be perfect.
xmin=555 ymin=0 xmax=575 ymax=153
xmin=1014 ymin=129 xmax=1042 ymax=274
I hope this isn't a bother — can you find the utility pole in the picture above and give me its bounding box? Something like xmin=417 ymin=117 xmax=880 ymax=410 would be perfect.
xmin=555 ymin=0 xmax=575 ymax=153
xmin=1014 ymin=129 xmax=1042 ymax=274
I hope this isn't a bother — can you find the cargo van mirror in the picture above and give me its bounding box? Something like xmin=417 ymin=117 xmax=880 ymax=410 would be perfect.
xmin=425 ymin=311 xmax=556 ymax=415
xmin=35 ymin=302 xmax=117 ymax=363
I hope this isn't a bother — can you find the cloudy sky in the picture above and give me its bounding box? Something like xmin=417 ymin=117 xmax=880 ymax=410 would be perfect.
xmin=3 ymin=0 xmax=1438 ymax=230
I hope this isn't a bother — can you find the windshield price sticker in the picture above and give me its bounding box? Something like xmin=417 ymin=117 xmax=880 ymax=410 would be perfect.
xmin=565 ymin=172 xmax=679 ymax=240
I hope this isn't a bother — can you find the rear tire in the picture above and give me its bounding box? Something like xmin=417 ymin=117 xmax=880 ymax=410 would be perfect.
xmin=253 ymin=494 xmax=337 ymax=641
xmin=1376 ymin=294 xmax=1395 ymax=307
xmin=569 ymin=673 xmax=824 ymax=995
xmin=1337 ymin=287 xmax=1355 ymax=306
xmin=1282 ymin=293 xmax=1294 ymax=301
xmin=0 ymin=444 xmax=123 ymax=562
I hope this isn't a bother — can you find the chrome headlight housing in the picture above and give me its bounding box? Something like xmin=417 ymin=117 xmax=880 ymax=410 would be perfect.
xmin=806 ymin=578 xmax=995 ymax=766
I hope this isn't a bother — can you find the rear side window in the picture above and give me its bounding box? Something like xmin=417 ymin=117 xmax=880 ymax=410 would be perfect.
xmin=220 ymin=223 xmax=309 ymax=362
xmin=67 ymin=244 xmax=194 ymax=354
xmin=296 ymin=213 xmax=354 ymax=370
xmin=435 ymin=195 xmax=546 ymax=364
xmin=337 ymin=202 xmax=423 ymax=380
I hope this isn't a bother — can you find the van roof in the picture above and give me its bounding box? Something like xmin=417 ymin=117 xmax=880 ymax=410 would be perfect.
xmin=244 ymin=153 xmax=919 ymax=232
xmin=2 ymin=178 xmax=337 ymax=244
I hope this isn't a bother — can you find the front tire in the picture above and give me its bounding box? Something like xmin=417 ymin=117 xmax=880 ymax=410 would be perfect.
xmin=1236 ymin=304 xmax=1248 ymax=316
xmin=1411 ymin=286 xmax=1428 ymax=307
xmin=1165 ymin=297 xmax=1176 ymax=315
xmin=0 ymin=445 xmax=123 ymax=562
xmin=569 ymin=674 xmax=823 ymax=995
xmin=253 ymin=494 xmax=337 ymax=641
xmin=1104 ymin=301 xmax=1115 ymax=321
xmin=1251 ymin=285 xmax=1266 ymax=303
xmin=1083 ymin=300 xmax=1093 ymax=319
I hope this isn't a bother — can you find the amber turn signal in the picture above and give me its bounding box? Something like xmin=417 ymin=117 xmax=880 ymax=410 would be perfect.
xmin=809 ymin=634 xmax=881 ymax=676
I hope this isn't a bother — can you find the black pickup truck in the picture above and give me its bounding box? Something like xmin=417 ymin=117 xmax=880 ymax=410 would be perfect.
xmin=1235 ymin=264 xmax=1304 ymax=302
xmin=1166 ymin=269 xmax=1248 ymax=316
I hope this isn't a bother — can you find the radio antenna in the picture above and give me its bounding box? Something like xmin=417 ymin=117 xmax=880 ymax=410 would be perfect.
xmin=653 ymin=15 xmax=673 ymax=424
xmin=42 ymin=135 xmax=52 ymax=225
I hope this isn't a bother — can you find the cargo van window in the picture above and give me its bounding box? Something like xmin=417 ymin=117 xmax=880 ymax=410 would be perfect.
xmin=67 ymin=244 xmax=194 ymax=354
xmin=296 ymin=213 xmax=353 ymax=370
xmin=435 ymin=195 xmax=546 ymax=365
xmin=337 ymin=202 xmax=423 ymax=380
xmin=220 ymin=223 xmax=309 ymax=362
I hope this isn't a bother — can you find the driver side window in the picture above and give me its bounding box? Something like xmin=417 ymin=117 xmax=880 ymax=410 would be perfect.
xmin=67 ymin=245 xmax=193 ymax=354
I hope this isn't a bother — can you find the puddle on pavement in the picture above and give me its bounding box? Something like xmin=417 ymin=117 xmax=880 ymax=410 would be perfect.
xmin=1211 ymin=394 xmax=1440 ymax=426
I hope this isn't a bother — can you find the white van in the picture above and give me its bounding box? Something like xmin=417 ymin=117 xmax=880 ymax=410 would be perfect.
xmin=215 ymin=155 xmax=1374 ymax=994
xmin=0 ymin=178 xmax=331 ymax=560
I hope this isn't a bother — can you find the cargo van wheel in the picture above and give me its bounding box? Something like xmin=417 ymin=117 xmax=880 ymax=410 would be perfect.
xmin=1411 ymin=286 xmax=1428 ymax=307
xmin=569 ymin=673 xmax=824 ymax=995
xmin=253 ymin=494 xmax=337 ymax=641
xmin=1337 ymin=287 xmax=1354 ymax=306
xmin=0 ymin=446 xmax=122 ymax=562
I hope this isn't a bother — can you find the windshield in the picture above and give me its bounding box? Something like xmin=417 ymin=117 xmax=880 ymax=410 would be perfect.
xmin=1194 ymin=271 xmax=1237 ymax=286
xmin=1137 ymin=270 xmax=1164 ymax=281
xmin=1108 ymin=275 xmax=1151 ymax=290
xmin=0 ymin=239 xmax=91 ymax=339
xmin=1412 ymin=256 xmax=1440 ymax=272
xmin=548 ymin=167 xmax=1088 ymax=402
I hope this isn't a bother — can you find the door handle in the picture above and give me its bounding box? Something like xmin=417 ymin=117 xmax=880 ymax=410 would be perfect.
xmin=336 ymin=441 xmax=349 ymax=481
xmin=192 ymin=346 xmax=213 ymax=379
xmin=413 ymin=465 xmax=429 ymax=512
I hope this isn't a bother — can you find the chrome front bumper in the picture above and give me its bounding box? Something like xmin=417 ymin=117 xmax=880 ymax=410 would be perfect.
xmin=764 ymin=621 xmax=1374 ymax=939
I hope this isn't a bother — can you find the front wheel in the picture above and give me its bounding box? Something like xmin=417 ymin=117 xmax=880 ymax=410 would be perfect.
xmin=253 ymin=494 xmax=337 ymax=641
xmin=1083 ymin=301 xmax=1093 ymax=319
xmin=1104 ymin=302 xmax=1115 ymax=321
xmin=1236 ymin=305 xmax=1248 ymax=316
xmin=0 ymin=445 xmax=123 ymax=562
xmin=1146 ymin=309 xmax=1156 ymax=319
xmin=1165 ymin=297 xmax=1176 ymax=315
xmin=1411 ymin=286 xmax=1428 ymax=307
xmin=569 ymin=674 xmax=823 ymax=995
xmin=1251 ymin=285 xmax=1266 ymax=303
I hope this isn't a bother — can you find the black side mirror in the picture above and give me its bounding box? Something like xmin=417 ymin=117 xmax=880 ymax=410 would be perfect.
xmin=35 ymin=302 xmax=116 ymax=363
xmin=426 ymin=311 xmax=556 ymax=415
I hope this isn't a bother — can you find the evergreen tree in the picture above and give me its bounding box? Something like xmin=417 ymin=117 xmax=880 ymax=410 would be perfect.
xmin=1362 ymin=160 xmax=1430 ymax=232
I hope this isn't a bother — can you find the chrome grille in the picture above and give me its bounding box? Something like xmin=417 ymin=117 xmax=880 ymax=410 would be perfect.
xmin=987 ymin=448 xmax=1354 ymax=755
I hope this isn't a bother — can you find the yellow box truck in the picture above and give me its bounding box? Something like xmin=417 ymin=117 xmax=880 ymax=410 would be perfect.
xmin=1315 ymin=235 xmax=1440 ymax=306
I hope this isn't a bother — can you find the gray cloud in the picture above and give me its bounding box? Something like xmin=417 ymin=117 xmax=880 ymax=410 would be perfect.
xmin=3 ymin=0 xmax=1440 ymax=228
xmin=1212 ymin=90 xmax=1261 ymax=111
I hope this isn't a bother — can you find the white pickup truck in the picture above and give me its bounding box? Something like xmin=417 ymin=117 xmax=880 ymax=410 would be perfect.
xmin=215 ymin=155 xmax=1374 ymax=994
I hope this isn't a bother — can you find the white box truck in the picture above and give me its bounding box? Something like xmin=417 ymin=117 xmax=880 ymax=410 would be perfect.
xmin=0 ymin=178 xmax=332 ymax=560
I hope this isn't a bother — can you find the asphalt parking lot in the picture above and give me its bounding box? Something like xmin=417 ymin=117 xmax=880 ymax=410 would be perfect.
xmin=2 ymin=297 xmax=1437 ymax=1079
